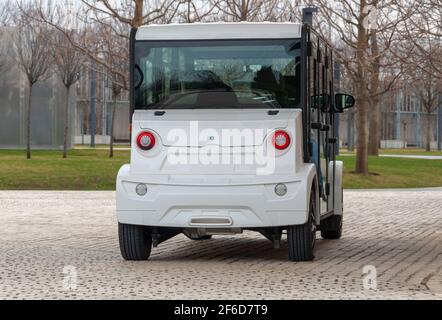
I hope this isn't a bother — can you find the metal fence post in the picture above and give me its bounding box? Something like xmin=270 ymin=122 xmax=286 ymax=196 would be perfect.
xmin=438 ymin=94 xmax=442 ymax=151
xmin=89 ymin=59 xmax=96 ymax=148
xmin=395 ymin=91 xmax=401 ymax=141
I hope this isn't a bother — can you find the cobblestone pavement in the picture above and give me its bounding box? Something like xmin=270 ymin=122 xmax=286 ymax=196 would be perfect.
xmin=0 ymin=190 xmax=440 ymax=300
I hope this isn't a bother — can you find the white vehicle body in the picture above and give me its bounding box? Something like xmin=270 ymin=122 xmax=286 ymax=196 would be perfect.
xmin=116 ymin=22 xmax=352 ymax=261
xmin=117 ymin=109 xmax=322 ymax=228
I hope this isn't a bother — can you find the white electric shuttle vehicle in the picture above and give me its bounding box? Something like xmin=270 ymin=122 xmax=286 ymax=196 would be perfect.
xmin=116 ymin=22 xmax=355 ymax=261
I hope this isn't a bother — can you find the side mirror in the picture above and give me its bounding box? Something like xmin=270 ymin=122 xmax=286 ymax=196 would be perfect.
xmin=334 ymin=93 xmax=355 ymax=113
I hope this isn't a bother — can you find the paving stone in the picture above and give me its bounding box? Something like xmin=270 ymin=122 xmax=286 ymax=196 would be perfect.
xmin=0 ymin=190 xmax=440 ymax=299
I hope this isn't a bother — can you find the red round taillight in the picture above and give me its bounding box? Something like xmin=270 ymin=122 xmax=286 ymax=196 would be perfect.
xmin=136 ymin=131 xmax=156 ymax=150
xmin=272 ymin=130 xmax=291 ymax=150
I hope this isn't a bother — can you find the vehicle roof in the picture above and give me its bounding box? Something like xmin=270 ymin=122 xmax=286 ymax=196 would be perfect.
xmin=136 ymin=22 xmax=302 ymax=41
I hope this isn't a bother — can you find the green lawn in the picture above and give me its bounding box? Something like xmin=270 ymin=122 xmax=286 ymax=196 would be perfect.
xmin=341 ymin=148 xmax=442 ymax=156
xmin=337 ymin=155 xmax=442 ymax=189
xmin=75 ymin=144 xmax=130 ymax=149
xmin=0 ymin=149 xmax=441 ymax=190
xmin=0 ymin=149 xmax=130 ymax=190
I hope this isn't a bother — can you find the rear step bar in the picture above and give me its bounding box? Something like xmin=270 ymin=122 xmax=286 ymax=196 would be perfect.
xmin=189 ymin=217 xmax=233 ymax=226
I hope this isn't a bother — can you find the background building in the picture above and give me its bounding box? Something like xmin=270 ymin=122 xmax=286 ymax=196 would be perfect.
xmin=73 ymin=64 xmax=130 ymax=145
xmin=338 ymin=89 xmax=441 ymax=150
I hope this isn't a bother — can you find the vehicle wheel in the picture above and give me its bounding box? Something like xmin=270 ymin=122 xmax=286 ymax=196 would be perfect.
xmin=321 ymin=188 xmax=343 ymax=239
xmin=186 ymin=235 xmax=213 ymax=241
xmin=118 ymin=223 xmax=152 ymax=261
xmin=287 ymin=190 xmax=316 ymax=261
xmin=320 ymin=215 xmax=342 ymax=239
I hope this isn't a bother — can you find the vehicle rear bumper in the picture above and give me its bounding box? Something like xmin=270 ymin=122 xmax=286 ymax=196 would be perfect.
xmin=116 ymin=164 xmax=315 ymax=228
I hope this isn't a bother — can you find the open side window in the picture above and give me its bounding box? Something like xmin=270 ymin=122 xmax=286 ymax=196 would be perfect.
xmin=305 ymin=28 xmax=336 ymax=213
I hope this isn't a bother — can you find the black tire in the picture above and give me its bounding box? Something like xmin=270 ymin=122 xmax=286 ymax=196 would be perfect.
xmin=186 ymin=235 xmax=212 ymax=241
xmin=320 ymin=214 xmax=342 ymax=239
xmin=287 ymin=190 xmax=316 ymax=261
xmin=118 ymin=223 xmax=152 ymax=261
xmin=321 ymin=187 xmax=343 ymax=239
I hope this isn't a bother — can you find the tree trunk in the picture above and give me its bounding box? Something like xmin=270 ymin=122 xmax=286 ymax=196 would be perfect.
xmin=425 ymin=113 xmax=431 ymax=151
xmin=109 ymin=94 xmax=117 ymax=158
xmin=133 ymin=0 xmax=144 ymax=27
xmin=26 ymin=82 xmax=33 ymax=159
xmin=368 ymin=96 xmax=381 ymax=156
xmin=355 ymin=0 xmax=369 ymax=175
xmin=347 ymin=108 xmax=354 ymax=151
xmin=240 ymin=0 xmax=247 ymax=21
xmin=355 ymin=93 xmax=369 ymax=175
xmin=368 ymin=23 xmax=381 ymax=156
xmin=63 ymin=85 xmax=70 ymax=158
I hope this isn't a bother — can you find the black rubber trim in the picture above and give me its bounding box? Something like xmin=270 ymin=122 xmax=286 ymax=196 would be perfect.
xmin=129 ymin=27 xmax=137 ymax=122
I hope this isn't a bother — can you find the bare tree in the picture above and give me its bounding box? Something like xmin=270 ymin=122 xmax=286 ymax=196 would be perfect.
xmin=367 ymin=24 xmax=381 ymax=155
xmin=393 ymin=0 xmax=442 ymax=150
xmin=36 ymin=0 xmax=184 ymax=106
xmin=0 ymin=1 xmax=11 ymax=72
xmin=212 ymin=0 xmax=284 ymax=22
xmin=81 ymin=0 xmax=181 ymax=27
xmin=0 ymin=1 xmax=9 ymax=25
xmin=173 ymin=0 xmax=219 ymax=23
xmin=408 ymin=0 xmax=442 ymax=39
xmin=52 ymin=31 xmax=83 ymax=158
xmin=24 ymin=0 xmax=441 ymax=162
xmin=418 ymin=75 xmax=439 ymax=151
xmin=13 ymin=3 xmax=52 ymax=159
xmin=409 ymin=37 xmax=441 ymax=151
xmin=399 ymin=1 xmax=442 ymax=79
xmin=309 ymin=0 xmax=414 ymax=174
xmin=94 ymin=21 xmax=128 ymax=157
xmin=310 ymin=0 xmax=373 ymax=174
xmin=278 ymin=0 xmax=304 ymax=22
xmin=0 ymin=43 xmax=6 ymax=73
